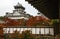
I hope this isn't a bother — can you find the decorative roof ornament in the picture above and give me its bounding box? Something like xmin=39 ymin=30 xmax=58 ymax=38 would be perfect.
xmin=14 ymin=2 xmax=25 ymax=10
xmin=37 ymin=12 xmax=42 ymax=16
xmin=16 ymin=2 xmax=22 ymax=6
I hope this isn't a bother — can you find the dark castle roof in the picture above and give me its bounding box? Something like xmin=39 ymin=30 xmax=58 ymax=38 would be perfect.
xmin=14 ymin=3 xmax=25 ymax=10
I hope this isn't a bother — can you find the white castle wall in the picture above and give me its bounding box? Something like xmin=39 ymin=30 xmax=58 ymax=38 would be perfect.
xmin=3 ymin=28 xmax=54 ymax=35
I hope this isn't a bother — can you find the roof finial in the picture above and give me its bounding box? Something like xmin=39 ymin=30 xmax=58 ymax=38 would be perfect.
xmin=37 ymin=12 xmax=42 ymax=16
xmin=18 ymin=2 xmax=19 ymax=4
xmin=18 ymin=2 xmax=20 ymax=5
xmin=16 ymin=2 xmax=22 ymax=6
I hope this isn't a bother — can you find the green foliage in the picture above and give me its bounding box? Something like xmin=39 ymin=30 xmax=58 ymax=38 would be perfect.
xmin=50 ymin=19 xmax=59 ymax=26
xmin=4 ymin=30 xmax=34 ymax=39
xmin=4 ymin=34 xmax=11 ymax=39
xmin=0 ymin=16 xmax=4 ymax=20
xmin=34 ymin=21 xmax=50 ymax=26
xmin=11 ymin=30 xmax=21 ymax=39
xmin=22 ymin=30 xmax=34 ymax=39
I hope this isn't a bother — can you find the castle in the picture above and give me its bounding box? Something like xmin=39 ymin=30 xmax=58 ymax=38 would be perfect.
xmin=5 ymin=3 xmax=32 ymax=20
xmin=0 ymin=3 xmax=56 ymax=39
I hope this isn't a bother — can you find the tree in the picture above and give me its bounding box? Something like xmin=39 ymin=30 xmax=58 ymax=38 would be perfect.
xmin=10 ymin=30 xmax=21 ymax=39
xmin=26 ymin=16 xmax=50 ymax=26
xmin=22 ymin=30 xmax=34 ymax=39
xmin=7 ymin=30 xmax=34 ymax=39
xmin=49 ymin=19 xmax=59 ymax=26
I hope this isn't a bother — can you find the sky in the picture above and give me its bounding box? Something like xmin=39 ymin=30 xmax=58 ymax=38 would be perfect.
xmin=0 ymin=0 xmax=38 ymax=16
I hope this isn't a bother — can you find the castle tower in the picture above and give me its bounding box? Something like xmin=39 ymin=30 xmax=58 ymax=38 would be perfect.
xmin=13 ymin=2 xmax=25 ymax=14
xmin=5 ymin=3 xmax=31 ymax=20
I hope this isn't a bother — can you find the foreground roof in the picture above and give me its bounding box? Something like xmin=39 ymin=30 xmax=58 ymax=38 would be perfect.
xmin=25 ymin=0 xmax=58 ymax=19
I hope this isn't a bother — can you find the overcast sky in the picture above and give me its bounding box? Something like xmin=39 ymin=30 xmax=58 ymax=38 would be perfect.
xmin=0 ymin=0 xmax=38 ymax=16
